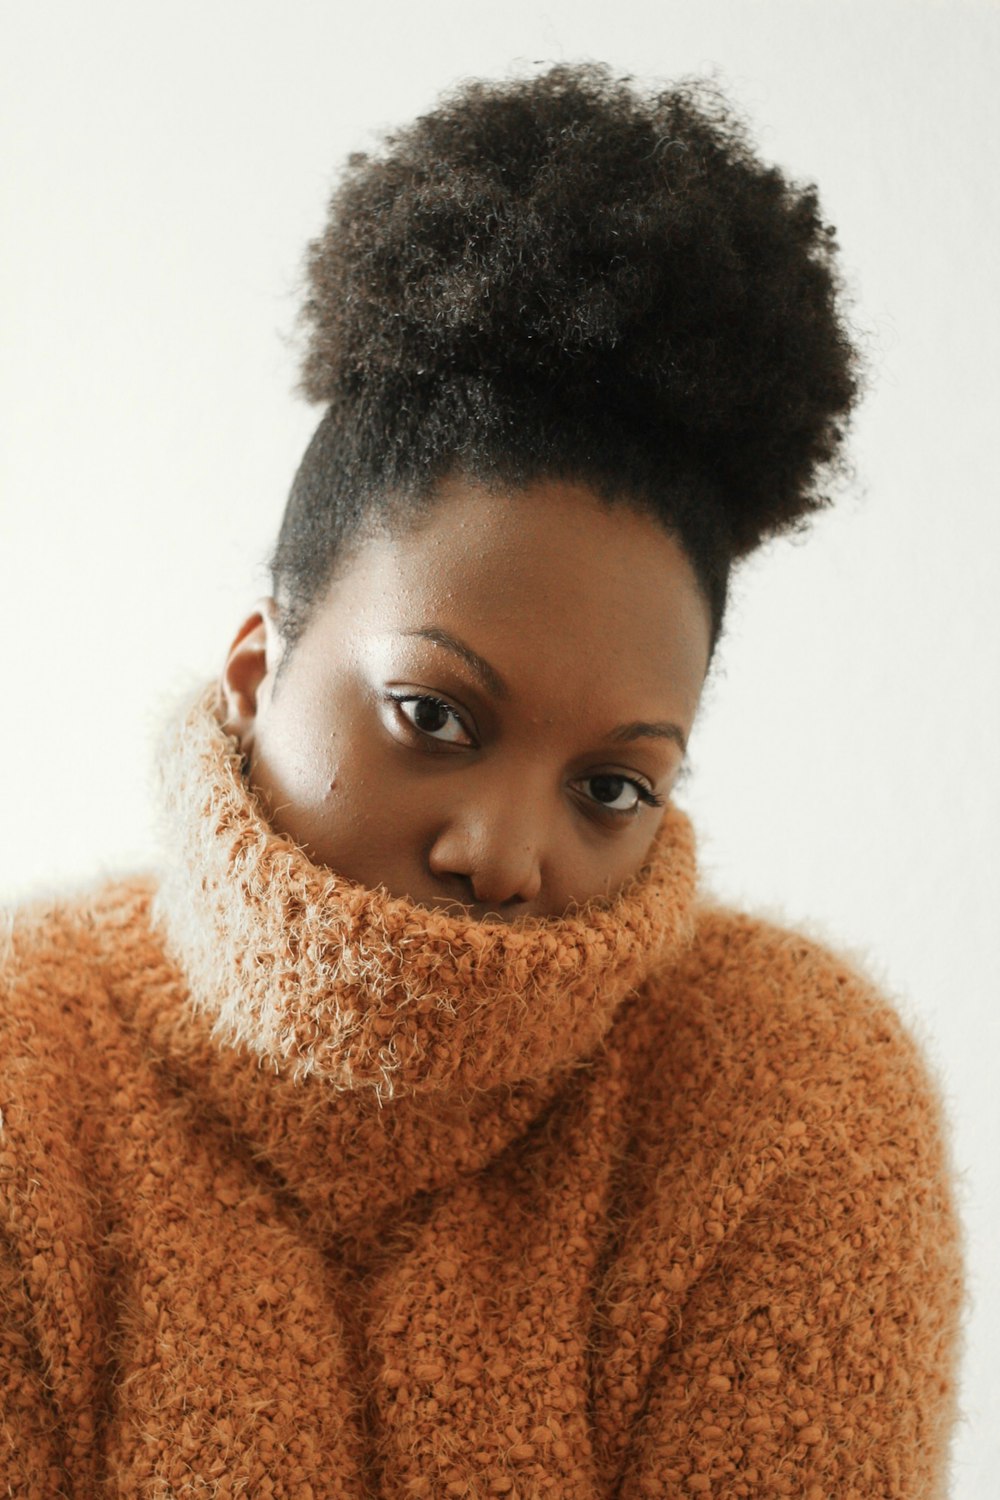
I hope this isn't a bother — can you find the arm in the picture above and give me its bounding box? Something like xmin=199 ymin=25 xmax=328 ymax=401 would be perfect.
xmin=614 ymin=950 xmax=965 ymax=1499
xmin=0 ymin=1228 xmax=70 ymax=1498
xmin=1 ymin=901 xmax=100 ymax=1498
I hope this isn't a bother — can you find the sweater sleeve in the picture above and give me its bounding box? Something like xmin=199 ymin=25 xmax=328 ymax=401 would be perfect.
xmin=0 ymin=1228 xmax=70 ymax=1498
xmin=616 ymin=929 xmax=965 ymax=1500
xmin=1 ymin=900 xmax=101 ymax=1498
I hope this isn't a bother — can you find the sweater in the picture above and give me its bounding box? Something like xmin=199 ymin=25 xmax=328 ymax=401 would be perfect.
xmin=0 ymin=683 xmax=964 ymax=1499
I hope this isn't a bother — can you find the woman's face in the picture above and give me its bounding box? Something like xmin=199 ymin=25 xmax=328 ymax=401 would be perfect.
xmin=220 ymin=477 xmax=712 ymax=919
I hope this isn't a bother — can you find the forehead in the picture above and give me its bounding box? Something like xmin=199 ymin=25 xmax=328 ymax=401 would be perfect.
xmin=320 ymin=477 xmax=711 ymax=713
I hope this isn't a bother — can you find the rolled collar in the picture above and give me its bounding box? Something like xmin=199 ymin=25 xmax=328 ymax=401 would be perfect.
xmin=150 ymin=683 xmax=699 ymax=1102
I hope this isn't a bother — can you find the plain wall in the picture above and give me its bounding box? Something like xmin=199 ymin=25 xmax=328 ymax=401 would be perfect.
xmin=3 ymin=0 xmax=998 ymax=1491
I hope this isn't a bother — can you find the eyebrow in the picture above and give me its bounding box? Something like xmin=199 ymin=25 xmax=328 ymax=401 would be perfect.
xmin=609 ymin=720 xmax=688 ymax=754
xmin=399 ymin=626 xmax=510 ymax=700
xmin=398 ymin=625 xmax=688 ymax=754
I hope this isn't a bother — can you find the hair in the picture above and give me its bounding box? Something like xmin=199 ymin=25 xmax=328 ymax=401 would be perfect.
xmin=270 ymin=63 xmax=862 ymax=660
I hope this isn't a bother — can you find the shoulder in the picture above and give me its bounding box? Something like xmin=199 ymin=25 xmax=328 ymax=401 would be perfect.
xmin=606 ymin=906 xmax=965 ymax=1495
xmin=1 ymin=874 xmax=157 ymax=1037
xmin=0 ymin=875 xmax=159 ymax=1157
xmin=610 ymin=899 xmax=957 ymax=1205
xmin=638 ymin=898 xmax=943 ymax=1105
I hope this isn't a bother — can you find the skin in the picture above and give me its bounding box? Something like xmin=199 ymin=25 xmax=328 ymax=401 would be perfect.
xmin=220 ymin=476 xmax=712 ymax=921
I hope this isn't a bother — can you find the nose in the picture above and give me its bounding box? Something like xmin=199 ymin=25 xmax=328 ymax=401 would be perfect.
xmin=427 ymin=801 xmax=544 ymax=910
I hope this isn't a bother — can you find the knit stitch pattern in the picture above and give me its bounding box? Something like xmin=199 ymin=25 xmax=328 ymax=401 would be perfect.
xmin=0 ymin=686 xmax=964 ymax=1497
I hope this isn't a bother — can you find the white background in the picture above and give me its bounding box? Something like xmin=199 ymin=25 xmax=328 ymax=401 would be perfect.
xmin=3 ymin=0 xmax=998 ymax=1491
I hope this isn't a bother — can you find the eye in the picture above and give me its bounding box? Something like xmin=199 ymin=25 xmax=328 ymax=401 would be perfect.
xmin=388 ymin=693 xmax=475 ymax=746
xmin=578 ymin=773 xmax=665 ymax=816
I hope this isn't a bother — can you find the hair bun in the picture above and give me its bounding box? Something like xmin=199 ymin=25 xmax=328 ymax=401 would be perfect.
xmin=296 ymin=64 xmax=861 ymax=559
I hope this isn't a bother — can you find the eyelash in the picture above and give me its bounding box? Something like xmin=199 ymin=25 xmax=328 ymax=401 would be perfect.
xmin=386 ymin=693 xmax=474 ymax=750
xmin=385 ymin=692 xmax=666 ymax=817
xmin=613 ymin=782 xmax=665 ymax=811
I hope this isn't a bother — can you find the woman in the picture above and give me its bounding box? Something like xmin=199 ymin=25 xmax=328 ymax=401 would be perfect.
xmin=1 ymin=65 xmax=963 ymax=1497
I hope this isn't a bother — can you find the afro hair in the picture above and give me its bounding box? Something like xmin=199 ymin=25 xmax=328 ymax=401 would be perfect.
xmin=272 ymin=63 xmax=862 ymax=651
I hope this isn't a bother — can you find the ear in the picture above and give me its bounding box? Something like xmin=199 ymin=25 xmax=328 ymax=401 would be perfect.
xmin=218 ymin=598 xmax=283 ymax=754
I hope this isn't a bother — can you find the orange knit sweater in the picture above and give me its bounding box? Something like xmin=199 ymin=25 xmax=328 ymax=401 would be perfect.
xmin=1 ymin=685 xmax=964 ymax=1498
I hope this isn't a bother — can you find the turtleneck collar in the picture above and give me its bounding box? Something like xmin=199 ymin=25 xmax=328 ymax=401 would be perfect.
xmin=149 ymin=683 xmax=699 ymax=1105
xmin=81 ymin=681 xmax=706 ymax=1245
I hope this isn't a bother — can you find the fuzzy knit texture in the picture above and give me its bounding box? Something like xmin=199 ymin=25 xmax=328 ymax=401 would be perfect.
xmin=1 ymin=684 xmax=964 ymax=1498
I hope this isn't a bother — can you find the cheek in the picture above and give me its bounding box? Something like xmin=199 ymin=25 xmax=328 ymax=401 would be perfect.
xmin=253 ymin=701 xmax=340 ymax=809
xmin=302 ymin=753 xmax=442 ymax=887
xmin=246 ymin=674 xmax=353 ymax=844
xmin=249 ymin=685 xmax=435 ymax=871
xmin=567 ymin=819 xmax=664 ymax=906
